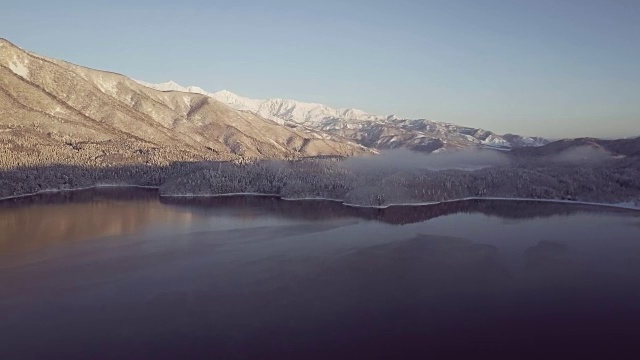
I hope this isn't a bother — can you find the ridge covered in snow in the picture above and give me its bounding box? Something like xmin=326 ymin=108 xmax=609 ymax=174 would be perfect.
xmin=134 ymin=80 xmax=394 ymax=125
xmin=135 ymin=79 xmax=549 ymax=152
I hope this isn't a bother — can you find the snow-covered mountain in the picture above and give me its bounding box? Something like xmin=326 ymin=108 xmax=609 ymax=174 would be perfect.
xmin=0 ymin=38 xmax=371 ymax=169
xmin=135 ymin=80 xmax=549 ymax=152
xmin=134 ymin=80 xmax=393 ymax=125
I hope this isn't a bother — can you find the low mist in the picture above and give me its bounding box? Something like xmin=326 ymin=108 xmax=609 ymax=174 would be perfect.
xmin=550 ymin=146 xmax=614 ymax=164
xmin=341 ymin=149 xmax=511 ymax=171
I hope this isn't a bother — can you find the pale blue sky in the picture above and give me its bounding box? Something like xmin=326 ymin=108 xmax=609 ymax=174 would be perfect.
xmin=2 ymin=0 xmax=639 ymax=138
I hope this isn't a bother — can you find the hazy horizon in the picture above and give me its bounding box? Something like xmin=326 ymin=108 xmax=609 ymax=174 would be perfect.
xmin=2 ymin=0 xmax=638 ymax=139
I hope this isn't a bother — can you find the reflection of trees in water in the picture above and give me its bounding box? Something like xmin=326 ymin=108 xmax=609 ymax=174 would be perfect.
xmin=468 ymin=200 xmax=634 ymax=220
xmin=161 ymin=195 xmax=370 ymax=221
xmin=2 ymin=188 xmax=637 ymax=255
xmin=161 ymin=195 xmax=638 ymax=225
xmin=0 ymin=188 xmax=197 ymax=254
xmin=0 ymin=187 xmax=159 ymax=208
xmin=3 ymin=189 xmax=640 ymax=358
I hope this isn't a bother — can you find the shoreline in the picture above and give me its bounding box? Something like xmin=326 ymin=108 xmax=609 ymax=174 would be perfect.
xmin=0 ymin=184 xmax=160 ymax=202
xmin=1 ymin=184 xmax=639 ymax=212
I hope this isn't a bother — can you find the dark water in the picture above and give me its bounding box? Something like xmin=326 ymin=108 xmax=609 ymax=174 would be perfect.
xmin=1 ymin=189 xmax=640 ymax=359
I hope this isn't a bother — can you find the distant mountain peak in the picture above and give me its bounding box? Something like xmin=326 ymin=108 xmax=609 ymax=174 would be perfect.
xmin=215 ymin=89 xmax=238 ymax=96
xmin=136 ymin=80 xmax=549 ymax=152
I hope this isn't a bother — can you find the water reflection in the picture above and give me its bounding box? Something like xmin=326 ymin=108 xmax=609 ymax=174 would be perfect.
xmin=162 ymin=194 xmax=640 ymax=225
xmin=1 ymin=189 xmax=640 ymax=358
xmin=0 ymin=188 xmax=199 ymax=254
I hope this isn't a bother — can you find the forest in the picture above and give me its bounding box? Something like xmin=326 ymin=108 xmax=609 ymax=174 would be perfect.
xmin=2 ymin=154 xmax=639 ymax=208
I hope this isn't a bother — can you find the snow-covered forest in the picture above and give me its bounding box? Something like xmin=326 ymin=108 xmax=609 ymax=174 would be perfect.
xmin=159 ymin=157 xmax=640 ymax=207
xmin=2 ymin=154 xmax=640 ymax=208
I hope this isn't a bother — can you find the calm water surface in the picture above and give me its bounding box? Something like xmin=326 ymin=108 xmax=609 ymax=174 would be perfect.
xmin=1 ymin=189 xmax=640 ymax=359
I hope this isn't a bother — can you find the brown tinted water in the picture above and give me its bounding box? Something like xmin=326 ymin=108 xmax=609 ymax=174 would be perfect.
xmin=1 ymin=188 xmax=640 ymax=359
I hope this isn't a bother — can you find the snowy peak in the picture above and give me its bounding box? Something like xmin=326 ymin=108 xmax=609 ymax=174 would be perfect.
xmin=135 ymin=80 xmax=392 ymax=125
xmin=158 ymin=80 xmax=183 ymax=90
xmin=135 ymin=80 xmax=183 ymax=92
xmin=211 ymin=89 xmax=265 ymax=113
xmin=134 ymin=79 xmax=209 ymax=96
xmin=135 ymin=80 xmax=549 ymax=152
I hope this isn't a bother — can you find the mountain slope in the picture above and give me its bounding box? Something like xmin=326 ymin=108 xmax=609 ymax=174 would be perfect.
xmin=0 ymin=39 xmax=370 ymax=169
xmin=511 ymin=136 xmax=640 ymax=158
xmin=136 ymin=80 xmax=549 ymax=152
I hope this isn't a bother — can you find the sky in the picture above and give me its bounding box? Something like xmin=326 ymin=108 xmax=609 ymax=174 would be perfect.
xmin=1 ymin=0 xmax=639 ymax=138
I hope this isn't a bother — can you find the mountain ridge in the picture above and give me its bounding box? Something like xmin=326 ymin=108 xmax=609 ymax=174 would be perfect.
xmin=136 ymin=79 xmax=549 ymax=152
xmin=0 ymin=38 xmax=371 ymax=169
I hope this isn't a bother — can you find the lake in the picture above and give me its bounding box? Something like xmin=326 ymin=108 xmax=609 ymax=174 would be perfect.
xmin=1 ymin=188 xmax=640 ymax=359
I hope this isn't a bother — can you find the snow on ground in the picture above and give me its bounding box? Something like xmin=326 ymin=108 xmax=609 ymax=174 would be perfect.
xmin=9 ymin=58 xmax=29 ymax=79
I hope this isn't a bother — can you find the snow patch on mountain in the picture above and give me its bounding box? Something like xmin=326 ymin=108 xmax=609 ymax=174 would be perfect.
xmin=135 ymin=80 xmax=209 ymax=97
xmin=93 ymin=74 xmax=119 ymax=94
xmin=9 ymin=58 xmax=29 ymax=79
